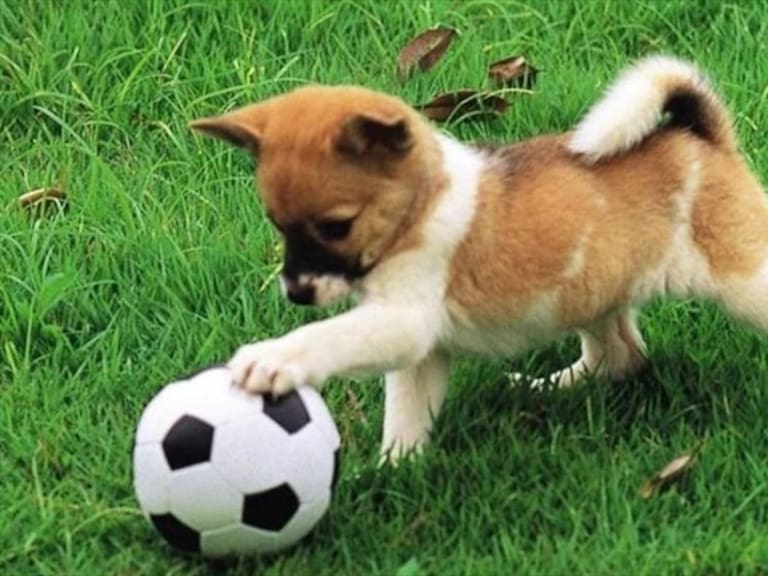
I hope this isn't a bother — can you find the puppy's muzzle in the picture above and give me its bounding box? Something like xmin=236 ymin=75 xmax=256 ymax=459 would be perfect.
xmin=280 ymin=274 xmax=353 ymax=307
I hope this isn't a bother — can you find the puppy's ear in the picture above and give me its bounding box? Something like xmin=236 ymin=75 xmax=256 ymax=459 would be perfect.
xmin=335 ymin=113 xmax=412 ymax=157
xmin=189 ymin=104 xmax=265 ymax=153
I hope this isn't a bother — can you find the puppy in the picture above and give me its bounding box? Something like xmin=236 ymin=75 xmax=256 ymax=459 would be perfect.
xmin=191 ymin=56 xmax=768 ymax=460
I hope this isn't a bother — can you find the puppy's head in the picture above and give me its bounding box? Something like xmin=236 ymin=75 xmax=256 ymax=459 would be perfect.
xmin=191 ymin=86 xmax=434 ymax=306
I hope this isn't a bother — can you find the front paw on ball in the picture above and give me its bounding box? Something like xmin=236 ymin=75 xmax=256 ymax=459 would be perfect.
xmin=228 ymin=343 xmax=310 ymax=396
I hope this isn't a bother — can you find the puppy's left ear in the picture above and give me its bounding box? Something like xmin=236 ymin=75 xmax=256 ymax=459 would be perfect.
xmin=189 ymin=104 xmax=266 ymax=153
xmin=335 ymin=113 xmax=412 ymax=157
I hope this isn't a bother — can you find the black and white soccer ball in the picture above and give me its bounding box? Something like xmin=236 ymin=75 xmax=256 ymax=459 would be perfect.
xmin=133 ymin=366 xmax=341 ymax=556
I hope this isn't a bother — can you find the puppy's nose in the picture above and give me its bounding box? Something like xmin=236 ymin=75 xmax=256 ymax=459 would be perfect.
xmin=286 ymin=284 xmax=315 ymax=306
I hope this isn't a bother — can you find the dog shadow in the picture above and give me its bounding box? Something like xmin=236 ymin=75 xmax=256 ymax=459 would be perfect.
xmin=182 ymin=332 xmax=759 ymax=572
xmin=435 ymin=338 xmax=743 ymax=454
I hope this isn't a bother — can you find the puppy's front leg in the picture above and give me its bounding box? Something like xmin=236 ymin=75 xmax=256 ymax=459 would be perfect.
xmin=229 ymin=303 xmax=440 ymax=396
xmin=381 ymin=351 xmax=450 ymax=462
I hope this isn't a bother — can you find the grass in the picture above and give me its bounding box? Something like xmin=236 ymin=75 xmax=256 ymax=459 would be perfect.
xmin=2 ymin=0 xmax=768 ymax=573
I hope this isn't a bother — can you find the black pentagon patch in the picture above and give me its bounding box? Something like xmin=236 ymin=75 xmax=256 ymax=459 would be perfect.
xmin=162 ymin=415 xmax=214 ymax=470
xmin=331 ymin=448 xmax=341 ymax=491
xmin=263 ymin=391 xmax=310 ymax=434
xmin=150 ymin=513 xmax=200 ymax=553
xmin=242 ymin=483 xmax=300 ymax=531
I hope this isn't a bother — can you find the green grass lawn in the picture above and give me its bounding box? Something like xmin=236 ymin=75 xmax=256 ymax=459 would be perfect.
xmin=3 ymin=0 xmax=768 ymax=574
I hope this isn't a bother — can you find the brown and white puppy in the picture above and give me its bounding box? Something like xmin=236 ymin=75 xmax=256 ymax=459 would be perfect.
xmin=191 ymin=56 xmax=768 ymax=459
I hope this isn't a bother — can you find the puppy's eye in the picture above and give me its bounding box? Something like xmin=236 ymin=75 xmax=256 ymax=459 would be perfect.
xmin=315 ymin=217 xmax=354 ymax=242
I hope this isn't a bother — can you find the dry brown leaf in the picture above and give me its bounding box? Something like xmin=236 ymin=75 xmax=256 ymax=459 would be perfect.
xmin=640 ymin=441 xmax=703 ymax=499
xmin=18 ymin=187 xmax=68 ymax=217
xmin=657 ymin=454 xmax=696 ymax=481
xmin=488 ymin=56 xmax=538 ymax=89
xmin=416 ymin=90 xmax=508 ymax=122
xmin=397 ymin=26 xmax=457 ymax=79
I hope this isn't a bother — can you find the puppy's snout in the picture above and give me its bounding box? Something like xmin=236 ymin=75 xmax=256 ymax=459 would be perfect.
xmin=285 ymin=281 xmax=316 ymax=306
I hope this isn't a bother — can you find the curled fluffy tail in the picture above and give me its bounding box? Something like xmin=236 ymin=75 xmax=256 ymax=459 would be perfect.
xmin=568 ymin=56 xmax=736 ymax=162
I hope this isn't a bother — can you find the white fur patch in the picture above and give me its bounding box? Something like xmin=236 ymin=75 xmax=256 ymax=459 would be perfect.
xmin=630 ymin=156 xmax=712 ymax=302
xmin=424 ymin=134 xmax=484 ymax=256
xmin=562 ymin=227 xmax=591 ymax=278
xmin=723 ymin=250 xmax=768 ymax=330
xmin=362 ymin=133 xmax=484 ymax=306
xmin=568 ymin=56 xmax=708 ymax=162
xmin=382 ymin=352 xmax=449 ymax=459
xmin=446 ymin=292 xmax=561 ymax=356
xmin=300 ymin=274 xmax=351 ymax=306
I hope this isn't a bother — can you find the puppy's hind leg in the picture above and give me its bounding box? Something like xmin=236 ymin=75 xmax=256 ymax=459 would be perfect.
xmin=381 ymin=351 xmax=450 ymax=462
xmin=715 ymin=263 xmax=768 ymax=336
xmin=514 ymin=307 xmax=647 ymax=390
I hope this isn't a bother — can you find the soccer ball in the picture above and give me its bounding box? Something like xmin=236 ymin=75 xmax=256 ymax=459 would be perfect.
xmin=133 ymin=365 xmax=341 ymax=556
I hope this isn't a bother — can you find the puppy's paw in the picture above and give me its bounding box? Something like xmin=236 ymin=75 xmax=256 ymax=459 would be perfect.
xmin=228 ymin=340 xmax=313 ymax=396
xmin=378 ymin=441 xmax=425 ymax=468
xmin=509 ymin=371 xmax=549 ymax=391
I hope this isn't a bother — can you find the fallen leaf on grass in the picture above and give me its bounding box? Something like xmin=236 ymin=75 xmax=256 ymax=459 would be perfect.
xmin=397 ymin=26 xmax=457 ymax=79
xmin=488 ymin=56 xmax=538 ymax=89
xmin=416 ymin=90 xmax=508 ymax=122
xmin=640 ymin=440 xmax=704 ymax=498
xmin=18 ymin=187 xmax=68 ymax=217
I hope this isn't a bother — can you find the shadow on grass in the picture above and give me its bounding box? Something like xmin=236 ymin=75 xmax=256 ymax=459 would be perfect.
xmin=433 ymin=335 xmax=760 ymax=456
xmin=140 ymin=320 xmax=768 ymax=572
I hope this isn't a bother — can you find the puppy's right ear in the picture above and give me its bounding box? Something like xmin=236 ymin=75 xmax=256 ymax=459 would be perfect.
xmin=189 ymin=104 xmax=266 ymax=153
xmin=335 ymin=112 xmax=412 ymax=157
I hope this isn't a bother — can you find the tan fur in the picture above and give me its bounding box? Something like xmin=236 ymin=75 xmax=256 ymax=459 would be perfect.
xmin=192 ymin=86 xmax=447 ymax=272
xmin=692 ymin=153 xmax=768 ymax=277
xmin=191 ymin=57 xmax=768 ymax=459
xmin=447 ymin=131 xmax=724 ymax=327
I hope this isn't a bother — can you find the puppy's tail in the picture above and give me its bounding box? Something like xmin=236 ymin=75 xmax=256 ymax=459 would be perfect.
xmin=567 ymin=56 xmax=736 ymax=163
